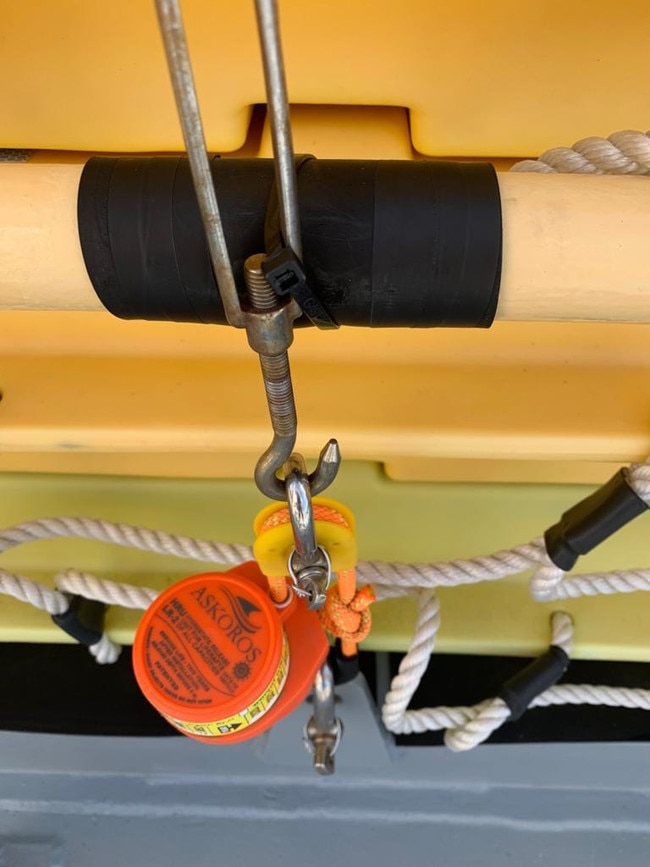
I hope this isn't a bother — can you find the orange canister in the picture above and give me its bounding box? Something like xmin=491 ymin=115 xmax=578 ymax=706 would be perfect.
xmin=133 ymin=563 xmax=328 ymax=742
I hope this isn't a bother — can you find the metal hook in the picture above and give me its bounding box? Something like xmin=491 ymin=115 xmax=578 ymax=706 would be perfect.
xmin=256 ymin=438 xmax=341 ymax=502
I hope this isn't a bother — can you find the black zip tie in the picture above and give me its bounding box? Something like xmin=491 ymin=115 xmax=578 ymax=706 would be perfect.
xmin=51 ymin=594 xmax=107 ymax=647
xmin=544 ymin=468 xmax=649 ymax=571
xmin=262 ymin=154 xmax=338 ymax=330
xmin=498 ymin=645 xmax=570 ymax=721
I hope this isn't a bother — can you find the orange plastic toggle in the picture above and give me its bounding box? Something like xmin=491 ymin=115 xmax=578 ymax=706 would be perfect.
xmin=132 ymin=561 xmax=328 ymax=744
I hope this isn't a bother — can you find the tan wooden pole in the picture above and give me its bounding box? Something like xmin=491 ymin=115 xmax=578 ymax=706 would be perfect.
xmin=1 ymin=160 xmax=649 ymax=321
xmin=497 ymin=173 xmax=650 ymax=322
xmin=0 ymin=162 xmax=101 ymax=310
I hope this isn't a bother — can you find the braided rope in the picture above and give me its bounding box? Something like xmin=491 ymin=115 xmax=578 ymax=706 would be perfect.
xmin=628 ymin=461 xmax=650 ymax=500
xmin=357 ymin=539 xmax=549 ymax=589
xmin=0 ymin=517 xmax=251 ymax=565
xmin=511 ymin=130 xmax=650 ymax=175
xmin=381 ymin=589 xmax=441 ymax=734
xmin=55 ymin=569 xmax=159 ymax=610
xmin=532 ymin=683 xmax=650 ymax=711
xmin=0 ymin=568 xmax=67 ymax=615
xmin=88 ymin=632 xmax=122 ymax=665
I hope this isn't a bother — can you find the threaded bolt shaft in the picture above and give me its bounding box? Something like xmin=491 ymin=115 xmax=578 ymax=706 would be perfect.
xmin=313 ymin=739 xmax=335 ymax=775
xmin=258 ymin=354 xmax=297 ymax=436
xmin=244 ymin=254 xmax=297 ymax=438
xmin=244 ymin=253 xmax=278 ymax=311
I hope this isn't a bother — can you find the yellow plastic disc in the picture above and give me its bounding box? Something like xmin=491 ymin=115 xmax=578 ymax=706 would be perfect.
xmin=253 ymin=497 xmax=357 ymax=576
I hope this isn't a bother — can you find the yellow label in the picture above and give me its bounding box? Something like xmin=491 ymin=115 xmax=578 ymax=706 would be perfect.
xmin=165 ymin=636 xmax=290 ymax=737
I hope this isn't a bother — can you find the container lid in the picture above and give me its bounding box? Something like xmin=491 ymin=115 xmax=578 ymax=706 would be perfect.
xmin=133 ymin=571 xmax=284 ymax=731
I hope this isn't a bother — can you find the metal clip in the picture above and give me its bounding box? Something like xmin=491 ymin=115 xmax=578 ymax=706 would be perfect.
xmin=284 ymin=454 xmax=332 ymax=609
xmin=304 ymin=662 xmax=342 ymax=775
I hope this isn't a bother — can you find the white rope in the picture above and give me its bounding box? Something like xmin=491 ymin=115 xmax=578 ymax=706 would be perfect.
xmin=532 ymin=683 xmax=650 ymax=711
xmin=382 ymin=604 xmax=566 ymax=741
xmin=88 ymin=632 xmax=122 ymax=665
xmin=381 ymin=588 xmax=441 ymax=734
xmin=55 ymin=569 xmax=158 ymax=610
xmin=358 ymin=538 xmax=550 ymax=589
xmin=0 ymin=517 xmax=251 ymax=565
xmin=0 ymin=568 xmax=122 ymax=664
xmin=0 ymin=518 xmax=248 ymax=665
xmin=628 ymin=459 xmax=650 ymax=501
xmin=382 ymin=607 xmax=650 ymax=750
xmin=0 ymin=568 xmax=67 ymax=615
xmin=510 ymin=130 xmax=650 ymax=175
xmin=533 ymin=567 xmax=650 ymax=601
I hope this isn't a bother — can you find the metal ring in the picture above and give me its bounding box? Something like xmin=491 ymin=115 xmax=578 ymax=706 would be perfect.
xmin=287 ymin=545 xmax=332 ymax=603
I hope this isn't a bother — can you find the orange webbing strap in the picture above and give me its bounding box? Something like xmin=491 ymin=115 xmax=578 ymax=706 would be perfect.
xmin=254 ymin=501 xmax=374 ymax=656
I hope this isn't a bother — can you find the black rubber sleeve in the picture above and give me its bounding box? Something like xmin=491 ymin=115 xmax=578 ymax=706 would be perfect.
xmin=328 ymin=638 xmax=360 ymax=685
xmin=52 ymin=595 xmax=107 ymax=647
xmin=544 ymin=469 xmax=649 ymax=571
xmin=498 ymin=645 xmax=570 ymax=721
xmin=77 ymin=156 xmax=502 ymax=328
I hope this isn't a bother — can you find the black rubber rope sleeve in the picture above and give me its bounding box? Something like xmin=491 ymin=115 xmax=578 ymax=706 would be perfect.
xmin=498 ymin=645 xmax=570 ymax=721
xmin=52 ymin=595 xmax=108 ymax=647
xmin=544 ymin=468 xmax=649 ymax=571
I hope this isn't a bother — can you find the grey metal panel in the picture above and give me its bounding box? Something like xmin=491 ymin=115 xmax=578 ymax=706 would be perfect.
xmin=0 ymin=678 xmax=647 ymax=865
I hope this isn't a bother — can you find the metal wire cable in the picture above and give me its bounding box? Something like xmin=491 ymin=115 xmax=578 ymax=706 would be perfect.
xmin=154 ymin=0 xmax=242 ymax=326
xmin=253 ymin=0 xmax=303 ymax=256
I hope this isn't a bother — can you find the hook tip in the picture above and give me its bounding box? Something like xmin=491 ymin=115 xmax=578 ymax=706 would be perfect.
xmin=320 ymin=439 xmax=341 ymax=466
xmin=309 ymin=439 xmax=341 ymax=496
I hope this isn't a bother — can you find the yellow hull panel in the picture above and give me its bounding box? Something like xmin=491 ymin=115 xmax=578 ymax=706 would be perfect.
xmin=1 ymin=1 xmax=649 ymax=155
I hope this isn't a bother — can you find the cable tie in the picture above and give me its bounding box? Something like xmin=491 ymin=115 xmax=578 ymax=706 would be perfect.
xmin=262 ymin=153 xmax=338 ymax=329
